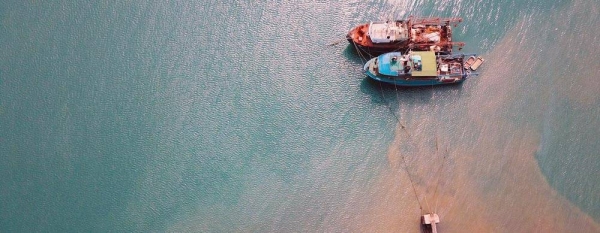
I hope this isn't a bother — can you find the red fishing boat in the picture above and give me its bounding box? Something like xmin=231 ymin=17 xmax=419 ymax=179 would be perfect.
xmin=347 ymin=17 xmax=465 ymax=56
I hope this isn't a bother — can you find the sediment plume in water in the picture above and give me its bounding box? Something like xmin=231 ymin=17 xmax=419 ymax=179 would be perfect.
xmin=347 ymin=4 xmax=600 ymax=232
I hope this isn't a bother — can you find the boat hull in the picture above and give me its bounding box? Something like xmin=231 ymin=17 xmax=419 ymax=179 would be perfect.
xmin=365 ymin=72 xmax=466 ymax=86
xmin=363 ymin=55 xmax=470 ymax=86
xmin=347 ymin=32 xmax=454 ymax=57
xmin=347 ymin=18 xmax=462 ymax=57
xmin=347 ymin=33 xmax=410 ymax=56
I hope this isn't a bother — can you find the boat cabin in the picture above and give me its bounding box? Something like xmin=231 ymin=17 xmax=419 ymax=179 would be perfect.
xmin=368 ymin=21 xmax=409 ymax=43
xmin=375 ymin=51 xmax=438 ymax=77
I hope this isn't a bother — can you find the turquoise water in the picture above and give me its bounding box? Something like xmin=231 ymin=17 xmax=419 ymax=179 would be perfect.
xmin=1 ymin=0 xmax=598 ymax=232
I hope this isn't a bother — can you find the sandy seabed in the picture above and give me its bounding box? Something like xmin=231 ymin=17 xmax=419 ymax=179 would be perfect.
xmin=348 ymin=3 xmax=600 ymax=232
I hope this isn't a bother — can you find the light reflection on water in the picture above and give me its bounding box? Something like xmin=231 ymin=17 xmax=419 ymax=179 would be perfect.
xmin=1 ymin=0 xmax=598 ymax=232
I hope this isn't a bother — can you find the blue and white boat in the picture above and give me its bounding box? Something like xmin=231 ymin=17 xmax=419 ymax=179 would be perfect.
xmin=363 ymin=51 xmax=480 ymax=86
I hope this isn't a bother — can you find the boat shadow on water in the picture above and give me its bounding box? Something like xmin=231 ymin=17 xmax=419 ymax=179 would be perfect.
xmin=342 ymin=44 xmax=376 ymax=65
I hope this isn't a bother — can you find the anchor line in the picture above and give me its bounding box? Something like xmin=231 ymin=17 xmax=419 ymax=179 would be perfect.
xmin=388 ymin=49 xmax=428 ymax=213
xmin=349 ymin=31 xmax=461 ymax=219
xmin=351 ymin=37 xmax=426 ymax=213
xmin=373 ymin=67 xmax=425 ymax=213
xmin=426 ymin=126 xmax=457 ymax=216
xmin=387 ymin=53 xmax=448 ymax=215
xmin=401 ymin=147 xmax=425 ymax=213
xmin=435 ymin=128 xmax=462 ymax=217
xmin=328 ymin=31 xmax=351 ymax=47
xmin=432 ymin=146 xmax=449 ymax=213
xmin=357 ymin=38 xmax=458 ymax=218
xmin=351 ymin=41 xmax=374 ymax=63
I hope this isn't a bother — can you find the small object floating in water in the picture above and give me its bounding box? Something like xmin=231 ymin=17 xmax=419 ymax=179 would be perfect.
xmin=422 ymin=213 xmax=440 ymax=233
xmin=470 ymin=56 xmax=485 ymax=70
xmin=328 ymin=38 xmax=344 ymax=46
xmin=363 ymin=51 xmax=479 ymax=86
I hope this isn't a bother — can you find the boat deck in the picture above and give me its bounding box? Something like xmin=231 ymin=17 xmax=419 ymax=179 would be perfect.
xmin=411 ymin=51 xmax=438 ymax=76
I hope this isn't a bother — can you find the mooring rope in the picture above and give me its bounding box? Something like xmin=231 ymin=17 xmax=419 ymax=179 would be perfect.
xmin=432 ymin=146 xmax=449 ymax=213
xmin=400 ymin=145 xmax=426 ymax=213
xmin=349 ymin=37 xmax=430 ymax=213
xmin=351 ymin=33 xmax=463 ymax=219
xmin=370 ymin=56 xmax=425 ymax=213
xmin=351 ymin=41 xmax=374 ymax=62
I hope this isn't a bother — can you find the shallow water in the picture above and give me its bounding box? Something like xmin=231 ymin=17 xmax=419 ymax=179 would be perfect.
xmin=0 ymin=0 xmax=598 ymax=232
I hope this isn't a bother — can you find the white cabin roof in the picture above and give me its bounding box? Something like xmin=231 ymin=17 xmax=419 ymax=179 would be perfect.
xmin=368 ymin=22 xmax=409 ymax=43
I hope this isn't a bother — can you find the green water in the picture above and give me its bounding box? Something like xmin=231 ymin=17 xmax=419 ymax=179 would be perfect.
xmin=1 ymin=0 xmax=598 ymax=232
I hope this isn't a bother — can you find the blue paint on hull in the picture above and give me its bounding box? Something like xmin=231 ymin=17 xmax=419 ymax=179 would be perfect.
xmin=365 ymin=71 xmax=466 ymax=86
xmin=363 ymin=52 xmax=477 ymax=87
